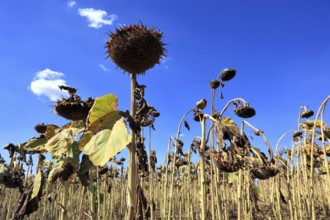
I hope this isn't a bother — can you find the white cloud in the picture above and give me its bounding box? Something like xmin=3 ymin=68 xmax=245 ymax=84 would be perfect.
xmin=30 ymin=69 xmax=69 ymax=101
xmin=68 ymin=1 xmax=76 ymax=7
xmin=99 ymin=64 xmax=110 ymax=72
xmin=78 ymin=8 xmax=117 ymax=28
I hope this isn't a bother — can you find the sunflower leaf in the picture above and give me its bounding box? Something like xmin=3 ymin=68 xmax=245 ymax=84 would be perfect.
xmin=87 ymin=94 xmax=119 ymax=133
xmin=45 ymin=128 xmax=83 ymax=156
xmin=84 ymin=117 xmax=130 ymax=166
xmin=30 ymin=171 xmax=43 ymax=201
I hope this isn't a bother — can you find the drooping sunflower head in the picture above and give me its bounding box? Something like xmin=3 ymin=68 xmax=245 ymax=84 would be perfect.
xmin=34 ymin=123 xmax=48 ymax=134
xmin=234 ymin=105 xmax=256 ymax=118
xmin=106 ymin=23 xmax=166 ymax=74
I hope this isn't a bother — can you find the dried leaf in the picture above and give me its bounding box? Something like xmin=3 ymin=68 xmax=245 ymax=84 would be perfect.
xmin=184 ymin=120 xmax=190 ymax=131
xmin=220 ymin=117 xmax=239 ymax=133
xmin=45 ymin=124 xmax=60 ymax=140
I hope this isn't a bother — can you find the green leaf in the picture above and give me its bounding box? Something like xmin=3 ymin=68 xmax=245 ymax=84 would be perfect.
xmin=228 ymin=171 xmax=238 ymax=184
xmin=45 ymin=128 xmax=83 ymax=156
xmin=31 ymin=171 xmax=43 ymax=201
xmin=84 ymin=117 xmax=130 ymax=166
xmin=78 ymin=131 xmax=94 ymax=151
xmin=67 ymin=142 xmax=81 ymax=171
xmin=87 ymin=94 xmax=119 ymax=133
xmin=22 ymin=136 xmax=47 ymax=150
xmin=220 ymin=117 xmax=239 ymax=133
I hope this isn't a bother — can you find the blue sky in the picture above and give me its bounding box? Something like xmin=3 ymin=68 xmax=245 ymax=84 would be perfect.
xmin=0 ymin=1 xmax=329 ymax=165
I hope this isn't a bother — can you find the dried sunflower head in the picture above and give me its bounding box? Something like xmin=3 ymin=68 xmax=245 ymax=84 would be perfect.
xmin=301 ymin=110 xmax=314 ymax=118
xmin=234 ymin=105 xmax=256 ymax=118
xmin=106 ymin=23 xmax=166 ymax=74
xmin=98 ymin=167 xmax=109 ymax=175
xmin=209 ymin=79 xmax=220 ymax=89
xmin=196 ymin=99 xmax=207 ymax=110
xmin=292 ymin=131 xmax=303 ymax=138
xmin=251 ymin=165 xmax=279 ymax=180
xmin=34 ymin=123 xmax=47 ymax=134
xmin=193 ymin=110 xmax=204 ymax=122
xmin=49 ymin=163 xmax=74 ymax=184
xmin=54 ymin=96 xmax=94 ymax=121
xmin=220 ymin=68 xmax=236 ymax=81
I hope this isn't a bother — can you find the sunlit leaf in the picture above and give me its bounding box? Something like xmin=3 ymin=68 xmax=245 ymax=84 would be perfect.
xmin=228 ymin=171 xmax=238 ymax=184
xmin=30 ymin=171 xmax=43 ymax=201
xmin=220 ymin=117 xmax=239 ymax=133
xmin=87 ymin=94 xmax=119 ymax=133
xmin=84 ymin=118 xmax=130 ymax=166
xmin=45 ymin=128 xmax=83 ymax=156
xmin=78 ymin=131 xmax=94 ymax=151
xmin=22 ymin=136 xmax=47 ymax=150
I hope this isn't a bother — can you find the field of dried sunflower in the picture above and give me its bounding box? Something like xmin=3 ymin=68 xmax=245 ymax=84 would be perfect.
xmin=1 ymin=23 xmax=329 ymax=220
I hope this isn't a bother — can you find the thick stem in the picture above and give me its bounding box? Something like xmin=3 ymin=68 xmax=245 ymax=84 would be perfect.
xmin=127 ymin=73 xmax=137 ymax=220
xmin=97 ymin=167 xmax=101 ymax=220
xmin=60 ymin=182 xmax=68 ymax=220
xmin=89 ymin=172 xmax=96 ymax=220
xmin=199 ymin=117 xmax=207 ymax=220
xmin=148 ymin=126 xmax=154 ymax=220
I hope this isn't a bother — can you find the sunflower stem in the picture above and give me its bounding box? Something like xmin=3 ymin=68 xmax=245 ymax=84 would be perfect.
xmin=127 ymin=73 xmax=138 ymax=220
xmin=199 ymin=116 xmax=207 ymax=220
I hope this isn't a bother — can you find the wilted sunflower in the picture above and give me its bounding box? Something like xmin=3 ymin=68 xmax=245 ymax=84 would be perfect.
xmin=34 ymin=123 xmax=48 ymax=134
xmin=301 ymin=110 xmax=314 ymax=118
xmin=55 ymin=96 xmax=94 ymax=121
xmin=234 ymin=105 xmax=256 ymax=118
xmin=293 ymin=131 xmax=303 ymax=138
xmin=106 ymin=23 xmax=166 ymax=74
xmin=209 ymin=79 xmax=221 ymax=89
xmin=220 ymin=68 xmax=236 ymax=81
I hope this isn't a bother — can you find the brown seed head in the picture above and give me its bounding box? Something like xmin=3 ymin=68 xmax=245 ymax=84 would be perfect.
xmin=210 ymin=79 xmax=220 ymax=89
xmin=301 ymin=110 xmax=314 ymax=118
xmin=234 ymin=105 xmax=256 ymax=118
xmin=220 ymin=68 xmax=236 ymax=81
xmin=106 ymin=24 xmax=166 ymax=74
xmin=34 ymin=123 xmax=48 ymax=134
